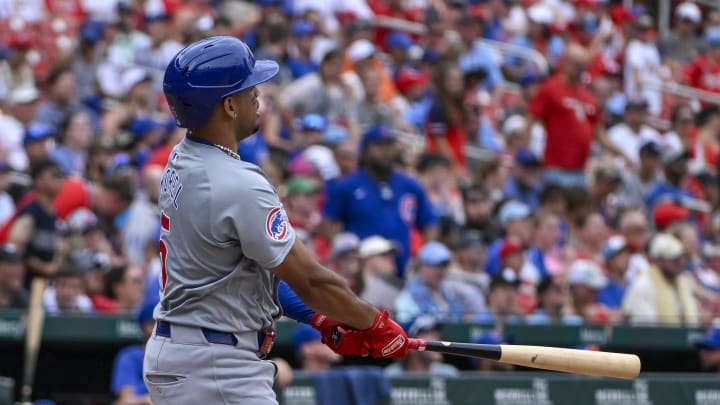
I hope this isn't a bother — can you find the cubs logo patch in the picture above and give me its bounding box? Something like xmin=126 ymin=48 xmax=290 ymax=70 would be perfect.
xmin=399 ymin=194 xmax=417 ymax=224
xmin=265 ymin=207 xmax=289 ymax=241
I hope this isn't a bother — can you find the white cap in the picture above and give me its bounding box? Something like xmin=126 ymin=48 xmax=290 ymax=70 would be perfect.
xmin=649 ymin=233 xmax=685 ymax=260
xmin=568 ymin=259 xmax=607 ymax=289
xmin=502 ymin=115 xmax=527 ymax=136
xmin=121 ymin=68 xmax=150 ymax=95
xmin=303 ymin=145 xmax=340 ymax=181
xmin=359 ymin=236 xmax=396 ymax=259
xmin=9 ymin=85 xmax=39 ymax=104
xmin=676 ymin=2 xmax=701 ymax=24
xmin=527 ymin=4 xmax=554 ymax=25
xmin=347 ymin=39 xmax=375 ymax=63
xmin=310 ymin=38 xmax=338 ymax=66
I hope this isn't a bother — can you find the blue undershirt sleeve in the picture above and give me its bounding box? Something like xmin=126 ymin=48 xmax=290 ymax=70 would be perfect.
xmin=278 ymin=280 xmax=315 ymax=324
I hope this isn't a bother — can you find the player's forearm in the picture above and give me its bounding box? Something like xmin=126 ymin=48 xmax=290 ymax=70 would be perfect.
xmin=273 ymin=240 xmax=376 ymax=329
xmin=301 ymin=272 xmax=377 ymax=330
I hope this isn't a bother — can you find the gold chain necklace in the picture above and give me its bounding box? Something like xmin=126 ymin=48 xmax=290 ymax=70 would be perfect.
xmin=213 ymin=143 xmax=241 ymax=160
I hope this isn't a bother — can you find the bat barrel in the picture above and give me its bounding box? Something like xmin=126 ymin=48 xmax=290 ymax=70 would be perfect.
xmin=410 ymin=340 xmax=641 ymax=380
xmin=500 ymin=345 xmax=641 ymax=380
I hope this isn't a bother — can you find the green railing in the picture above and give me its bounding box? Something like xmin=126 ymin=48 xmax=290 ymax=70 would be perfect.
xmin=0 ymin=311 xmax=707 ymax=350
xmin=280 ymin=372 xmax=720 ymax=405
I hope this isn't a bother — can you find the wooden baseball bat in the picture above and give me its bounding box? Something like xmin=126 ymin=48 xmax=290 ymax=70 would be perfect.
xmin=20 ymin=277 xmax=48 ymax=404
xmin=408 ymin=339 xmax=641 ymax=380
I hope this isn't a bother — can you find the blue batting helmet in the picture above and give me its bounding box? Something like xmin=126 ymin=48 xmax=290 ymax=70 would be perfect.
xmin=163 ymin=36 xmax=279 ymax=129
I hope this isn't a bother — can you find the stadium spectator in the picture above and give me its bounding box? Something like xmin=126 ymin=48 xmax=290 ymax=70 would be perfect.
xmin=624 ymin=15 xmax=666 ymax=117
xmin=7 ymin=159 xmax=66 ymax=284
xmin=425 ymin=62 xmax=469 ymax=173
xmin=70 ymin=18 xmax=107 ymax=103
xmin=122 ymin=165 xmax=163 ymax=267
xmin=110 ymin=301 xmax=154 ymax=405
xmin=416 ymin=152 xmax=464 ymax=226
xmin=646 ymin=148 xmax=694 ymax=209
xmin=282 ymin=176 xmax=322 ymax=237
xmin=661 ymin=2 xmax=703 ymax=64
xmin=44 ymin=261 xmax=93 ymax=314
xmin=569 ymin=211 xmax=609 ymax=265
xmin=527 ymin=43 xmax=626 ymax=187
xmin=588 ymin=165 xmax=624 ymax=222
xmin=0 ymin=85 xmax=39 ymax=171
xmin=326 ymin=232 xmax=361 ymax=294
xmin=0 ymin=243 xmax=28 ymax=309
xmin=526 ymin=277 xmax=582 ymax=325
xmin=0 ymin=31 xmax=35 ymax=97
xmin=50 ymin=111 xmax=94 ymax=177
xmin=623 ymin=233 xmax=700 ymax=325
xmin=277 ymin=45 xmax=356 ymax=139
xmin=22 ymin=123 xmax=56 ymax=168
xmin=292 ymin=323 xmax=341 ymax=372
xmin=662 ymin=105 xmax=693 ymax=157
xmin=384 ymin=316 xmax=459 ymax=377
xmin=475 ymin=269 xmax=522 ymax=323
xmin=697 ymin=324 xmax=720 ymax=372
xmin=101 ymin=265 xmax=145 ymax=314
xmin=485 ymin=200 xmax=535 ymax=275
xmin=684 ymin=30 xmax=720 ymax=95
xmin=621 ymin=141 xmax=664 ymax=205
xmin=357 ymin=235 xmax=399 ymax=311
xmin=459 ymin=184 xmax=503 ymax=245
xmin=395 ymin=242 xmax=464 ymax=323
xmin=34 ymin=66 xmax=82 ymax=131
xmin=503 ymin=148 xmax=543 ymax=209
xmin=597 ymin=235 xmax=631 ymax=312
xmin=132 ymin=10 xmax=183 ymax=93
xmin=445 ymin=229 xmax=487 ymax=316
xmin=606 ymin=97 xmax=661 ymax=168
xmin=531 ymin=210 xmax=564 ymax=276
xmin=287 ymin=21 xmax=318 ymax=80
xmin=567 ymin=259 xmax=610 ymax=324
xmin=323 ymin=124 xmax=438 ymax=276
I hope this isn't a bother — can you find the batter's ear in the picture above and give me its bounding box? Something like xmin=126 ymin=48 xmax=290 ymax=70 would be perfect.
xmin=222 ymin=96 xmax=237 ymax=120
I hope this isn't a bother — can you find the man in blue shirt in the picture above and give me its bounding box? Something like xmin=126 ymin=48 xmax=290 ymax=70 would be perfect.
xmin=502 ymin=148 xmax=542 ymax=209
xmin=596 ymin=235 xmax=630 ymax=309
xmin=323 ymin=125 xmax=438 ymax=277
xmin=484 ymin=200 xmax=547 ymax=279
xmin=646 ymin=149 xmax=695 ymax=209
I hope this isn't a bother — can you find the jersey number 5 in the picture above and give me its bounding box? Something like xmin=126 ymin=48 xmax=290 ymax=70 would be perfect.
xmin=159 ymin=211 xmax=170 ymax=290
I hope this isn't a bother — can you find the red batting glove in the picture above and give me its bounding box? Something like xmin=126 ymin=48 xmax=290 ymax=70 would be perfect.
xmin=361 ymin=310 xmax=409 ymax=359
xmin=310 ymin=313 xmax=369 ymax=356
xmin=310 ymin=313 xmax=345 ymax=336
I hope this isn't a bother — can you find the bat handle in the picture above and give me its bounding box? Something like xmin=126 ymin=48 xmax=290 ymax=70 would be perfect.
xmin=408 ymin=338 xmax=427 ymax=351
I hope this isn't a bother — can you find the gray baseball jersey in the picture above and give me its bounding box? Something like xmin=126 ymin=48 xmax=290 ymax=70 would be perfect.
xmin=155 ymin=136 xmax=296 ymax=333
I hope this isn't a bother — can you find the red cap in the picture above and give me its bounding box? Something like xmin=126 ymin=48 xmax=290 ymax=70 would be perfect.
xmin=610 ymin=5 xmax=635 ymax=26
xmin=500 ymin=238 xmax=524 ymax=261
xmin=395 ymin=68 xmax=429 ymax=94
xmin=653 ymin=202 xmax=690 ymax=230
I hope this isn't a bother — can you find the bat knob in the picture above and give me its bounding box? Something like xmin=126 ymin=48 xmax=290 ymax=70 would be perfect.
xmin=408 ymin=338 xmax=426 ymax=351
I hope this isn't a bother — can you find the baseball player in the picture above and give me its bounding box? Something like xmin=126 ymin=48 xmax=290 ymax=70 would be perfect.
xmin=143 ymin=36 xmax=410 ymax=404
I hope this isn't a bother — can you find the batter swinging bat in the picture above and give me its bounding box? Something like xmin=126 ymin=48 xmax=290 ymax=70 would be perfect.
xmin=20 ymin=277 xmax=48 ymax=404
xmin=408 ymin=339 xmax=641 ymax=380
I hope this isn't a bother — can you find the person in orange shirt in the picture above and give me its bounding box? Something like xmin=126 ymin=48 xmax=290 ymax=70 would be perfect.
xmin=342 ymin=39 xmax=398 ymax=104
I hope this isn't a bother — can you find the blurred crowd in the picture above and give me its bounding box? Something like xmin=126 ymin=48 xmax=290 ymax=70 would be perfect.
xmin=2 ymin=0 xmax=720 ymax=393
